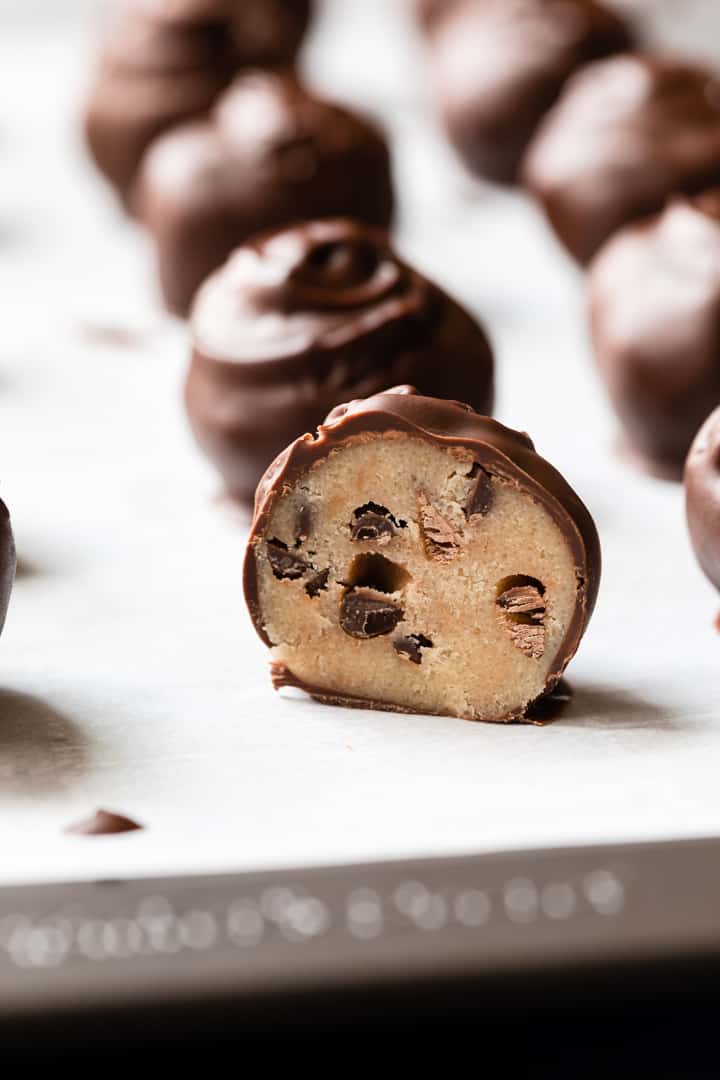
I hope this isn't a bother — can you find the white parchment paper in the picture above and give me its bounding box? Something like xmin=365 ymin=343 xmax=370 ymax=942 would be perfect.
xmin=1 ymin=1 xmax=719 ymax=886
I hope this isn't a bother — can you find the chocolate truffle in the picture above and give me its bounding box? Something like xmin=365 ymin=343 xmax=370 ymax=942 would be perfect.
xmin=84 ymin=0 xmax=312 ymax=203
xmin=426 ymin=0 xmax=631 ymax=185
xmin=243 ymin=386 xmax=600 ymax=723
xmin=0 ymin=498 xmax=15 ymax=638
xmin=137 ymin=72 xmax=395 ymax=315
xmin=589 ymin=190 xmax=720 ymax=478
xmin=686 ymin=406 xmax=720 ymax=593
xmin=187 ymin=219 xmax=494 ymax=504
xmin=524 ymin=54 xmax=720 ymax=263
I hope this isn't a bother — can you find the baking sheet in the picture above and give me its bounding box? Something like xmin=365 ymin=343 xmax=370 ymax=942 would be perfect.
xmin=1 ymin=0 xmax=720 ymax=887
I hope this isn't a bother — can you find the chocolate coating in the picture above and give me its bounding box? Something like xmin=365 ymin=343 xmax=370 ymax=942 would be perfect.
xmin=427 ymin=0 xmax=631 ymax=185
xmin=0 ymin=498 xmax=15 ymax=638
xmin=84 ymin=0 xmax=312 ymax=203
xmin=137 ymin=73 xmax=395 ymax=315
xmin=187 ymin=219 xmax=494 ymax=503
xmin=589 ymin=190 xmax=720 ymax=479
xmin=524 ymin=53 xmax=720 ymax=263
xmin=244 ymin=385 xmax=601 ymax=721
xmin=686 ymin=406 xmax=720 ymax=594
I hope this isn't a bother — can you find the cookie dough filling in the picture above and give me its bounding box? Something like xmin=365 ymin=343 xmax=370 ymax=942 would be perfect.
xmin=244 ymin=388 xmax=600 ymax=723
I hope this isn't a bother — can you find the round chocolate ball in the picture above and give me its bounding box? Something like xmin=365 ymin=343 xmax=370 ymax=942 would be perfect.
xmin=136 ymin=72 xmax=395 ymax=316
xmin=84 ymin=0 xmax=312 ymax=203
xmin=0 ymin=499 xmax=15 ymax=638
xmin=426 ymin=0 xmax=631 ymax=185
xmin=589 ymin=190 xmax=720 ymax=479
xmin=186 ymin=218 xmax=495 ymax=504
xmin=686 ymin=406 xmax=720 ymax=593
xmin=524 ymin=53 xmax=720 ymax=263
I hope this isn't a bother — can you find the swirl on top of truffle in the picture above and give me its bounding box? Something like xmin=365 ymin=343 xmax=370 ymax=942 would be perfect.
xmin=191 ymin=219 xmax=424 ymax=361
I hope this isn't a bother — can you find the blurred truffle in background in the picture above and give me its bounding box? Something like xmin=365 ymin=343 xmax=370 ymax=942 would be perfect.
xmin=135 ymin=71 xmax=395 ymax=316
xmin=185 ymin=217 xmax=494 ymax=504
xmin=589 ymin=190 xmax=720 ymax=480
xmin=417 ymin=0 xmax=631 ymax=185
xmin=686 ymin=405 xmax=720 ymax=594
xmin=84 ymin=0 xmax=313 ymax=205
xmin=524 ymin=53 xmax=720 ymax=264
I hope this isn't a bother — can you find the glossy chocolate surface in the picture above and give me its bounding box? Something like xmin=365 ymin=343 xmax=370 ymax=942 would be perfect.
xmin=524 ymin=53 xmax=720 ymax=263
xmin=244 ymin=386 xmax=600 ymax=718
xmin=0 ymin=497 xmax=15 ymax=638
xmin=427 ymin=0 xmax=631 ymax=184
xmin=137 ymin=73 xmax=395 ymax=315
xmin=187 ymin=219 xmax=494 ymax=502
xmin=85 ymin=0 xmax=311 ymax=203
xmin=686 ymin=406 xmax=720 ymax=594
xmin=589 ymin=190 xmax=720 ymax=478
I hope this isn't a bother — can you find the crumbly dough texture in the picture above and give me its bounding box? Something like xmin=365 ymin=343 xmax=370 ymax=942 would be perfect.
xmin=252 ymin=433 xmax=580 ymax=722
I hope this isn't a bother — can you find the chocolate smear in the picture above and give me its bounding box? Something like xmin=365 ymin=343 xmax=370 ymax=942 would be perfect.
xmin=65 ymin=809 xmax=143 ymax=836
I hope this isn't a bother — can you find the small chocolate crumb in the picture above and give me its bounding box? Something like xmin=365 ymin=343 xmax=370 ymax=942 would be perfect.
xmin=65 ymin=809 xmax=143 ymax=836
xmin=296 ymin=504 xmax=313 ymax=546
xmin=340 ymin=588 xmax=404 ymax=638
xmin=417 ymin=492 xmax=461 ymax=561
xmin=77 ymin=322 xmax=150 ymax=349
xmin=350 ymin=503 xmax=405 ymax=544
xmin=393 ymin=633 xmax=433 ymax=664
xmin=267 ymin=538 xmax=312 ymax=580
xmin=466 ymin=463 xmax=493 ymax=518
xmin=305 ymin=568 xmax=330 ymax=598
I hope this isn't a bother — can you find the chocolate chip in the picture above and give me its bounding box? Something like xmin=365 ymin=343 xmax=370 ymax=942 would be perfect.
xmin=340 ymin=589 xmax=404 ymax=638
xmin=350 ymin=502 xmax=406 ymax=544
xmin=267 ymin=538 xmax=312 ymax=580
xmin=417 ymin=492 xmax=461 ymax=561
xmin=393 ymin=633 xmax=433 ymax=664
xmin=305 ymin=568 xmax=330 ymax=598
xmin=466 ymin=463 xmax=493 ymax=517
xmin=496 ymin=576 xmax=547 ymax=659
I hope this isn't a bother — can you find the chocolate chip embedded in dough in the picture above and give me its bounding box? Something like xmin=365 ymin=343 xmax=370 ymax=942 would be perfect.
xmin=350 ymin=502 xmax=405 ymax=544
xmin=305 ymin=568 xmax=330 ymax=598
xmin=393 ymin=633 xmax=433 ymax=664
xmin=340 ymin=589 xmax=404 ymax=639
xmin=466 ymin=463 xmax=493 ymax=518
xmin=497 ymin=577 xmax=547 ymax=659
xmin=417 ymin=491 xmax=461 ymax=561
xmin=267 ymin=538 xmax=312 ymax=580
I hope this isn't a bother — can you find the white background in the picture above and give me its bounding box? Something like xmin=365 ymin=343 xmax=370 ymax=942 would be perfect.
xmin=1 ymin=0 xmax=720 ymax=886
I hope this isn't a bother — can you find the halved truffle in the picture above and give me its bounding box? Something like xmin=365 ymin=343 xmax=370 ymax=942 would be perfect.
xmin=244 ymin=387 xmax=600 ymax=723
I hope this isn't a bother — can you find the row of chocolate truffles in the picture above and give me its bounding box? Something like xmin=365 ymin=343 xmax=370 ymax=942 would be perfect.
xmin=85 ymin=0 xmax=314 ymax=203
xmin=415 ymin=1 xmax=720 ymax=266
xmin=84 ymin=2 xmax=394 ymax=316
